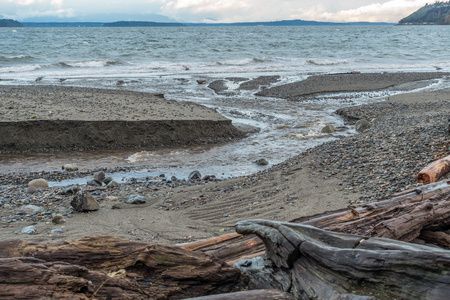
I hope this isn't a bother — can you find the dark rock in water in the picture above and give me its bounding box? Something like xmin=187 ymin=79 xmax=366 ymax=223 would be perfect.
xmin=103 ymin=177 xmax=113 ymax=185
xmin=356 ymin=119 xmax=370 ymax=132
xmin=95 ymin=171 xmax=106 ymax=183
xmin=254 ymin=158 xmax=269 ymax=166
xmin=71 ymin=190 xmax=99 ymax=212
xmin=87 ymin=179 xmax=102 ymax=186
xmin=171 ymin=176 xmax=178 ymax=182
xmin=125 ymin=195 xmax=147 ymax=204
xmin=202 ymin=175 xmax=211 ymax=181
xmin=321 ymin=124 xmax=336 ymax=134
xmin=188 ymin=170 xmax=202 ymax=181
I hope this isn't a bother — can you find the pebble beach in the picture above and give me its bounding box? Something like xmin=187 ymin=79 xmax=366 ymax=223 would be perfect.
xmin=0 ymin=72 xmax=449 ymax=244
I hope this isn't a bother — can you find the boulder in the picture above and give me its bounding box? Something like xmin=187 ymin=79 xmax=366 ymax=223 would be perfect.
xmin=95 ymin=171 xmax=106 ymax=183
xmin=21 ymin=225 xmax=36 ymax=235
xmin=26 ymin=186 xmax=37 ymax=194
xmin=188 ymin=170 xmax=202 ymax=181
xmin=356 ymin=119 xmax=370 ymax=132
xmin=27 ymin=179 xmax=48 ymax=188
xmin=103 ymin=177 xmax=113 ymax=185
xmin=321 ymin=124 xmax=336 ymax=134
xmin=125 ymin=195 xmax=147 ymax=204
xmin=70 ymin=190 xmax=99 ymax=212
xmin=63 ymin=164 xmax=79 ymax=171
xmin=254 ymin=158 xmax=269 ymax=166
xmin=20 ymin=205 xmax=44 ymax=214
xmin=107 ymin=180 xmax=119 ymax=188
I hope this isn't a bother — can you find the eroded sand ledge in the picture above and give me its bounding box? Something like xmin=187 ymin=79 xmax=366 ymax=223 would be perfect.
xmin=0 ymin=86 xmax=245 ymax=153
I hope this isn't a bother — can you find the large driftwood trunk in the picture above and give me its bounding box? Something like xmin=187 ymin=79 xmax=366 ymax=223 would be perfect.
xmin=0 ymin=236 xmax=242 ymax=300
xmin=235 ymin=220 xmax=450 ymax=300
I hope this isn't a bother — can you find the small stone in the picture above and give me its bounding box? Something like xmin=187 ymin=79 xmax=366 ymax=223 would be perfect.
xmin=188 ymin=170 xmax=202 ymax=181
xmin=21 ymin=225 xmax=36 ymax=235
xmin=51 ymin=228 xmax=64 ymax=234
xmin=197 ymin=79 xmax=207 ymax=84
xmin=61 ymin=185 xmax=81 ymax=195
xmin=103 ymin=177 xmax=113 ymax=185
xmin=171 ymin=176 xmax=178 ymax=182
xmin=71 ymin=190 xmax=100 ymax=212
xmin=21 ymin=205 xmax=44 ymax=214
xmin=63 ymin=164 xmax=79 ymax=171
xmin=28 ymin=178 xmax=49 ymax=188
xmin=106 ymin=196 xmax=119 ymax=201
xmin=321 ymin=124 xmax=336 ymax=134
xmin=356 ymin=119 xmax=370 ymax=132
xmin=52 ymin=215 xmax=66 ymax=224
xmin=26 ymin=186 xmax=38 ymax=194
xmin=125 ymin=195 xmax=147 ymax=204
xmin=107 ymin=180 xmax=119 ymax=188
xmin=254 ymin=158 xmax=269 ymax=166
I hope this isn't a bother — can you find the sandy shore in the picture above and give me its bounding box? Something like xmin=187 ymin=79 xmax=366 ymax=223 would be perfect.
xmin=0 ymin=85 xmax=245 ymax=153
xmin=0 ymin=72 xmax=449 ymax=245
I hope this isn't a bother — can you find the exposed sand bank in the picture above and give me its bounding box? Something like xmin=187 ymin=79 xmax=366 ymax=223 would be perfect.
xmin=0 ymin=85 xmax=245 ymax=153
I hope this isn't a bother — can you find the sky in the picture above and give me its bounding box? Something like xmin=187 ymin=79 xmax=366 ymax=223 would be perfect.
xmin=0 ymin=0 xmax=434 ymax=23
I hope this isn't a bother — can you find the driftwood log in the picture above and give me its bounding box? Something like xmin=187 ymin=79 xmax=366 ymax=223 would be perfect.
xmin=0 ymin=237 xmax=242 ymax=299
xmin=418 ymin=154 xmax=450 ymax=184
xmin=1 ymin=180 xmax=450 ymax=299
xmin=235 ymin=220 xmax=450 ymax=300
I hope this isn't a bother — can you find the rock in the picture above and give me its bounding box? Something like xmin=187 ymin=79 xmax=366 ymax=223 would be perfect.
xmin=188 ymin=170 xmax=202 ymax=181
xmin=61 ymin=185 xmax=81 ymax=195
xmin=70 ymin=190 xmax=99 ymax=212
xmin=107 ymin=180 xmax=119 ymax=188
xmin=26 ymin=186 xmax=38 ymax=194
xmin=51 ymin=228 xmax=64 ymax=234
xmin=125 ymin=195 xmax=147 ymax=204
xmin=87 ymin=179 xmax=102 ymax=186
xmin=202 ymin=175 xmax=211 ymax=181
xmin=63 ymin=164 xmax=79 ymax=171
xmin=52 ymin=215 xmax=66 ymax=225
xmin=103 ymin=177 xmax=113 ymax=185
xmin=197 ymin=79 xmax=207 ymax=84
xmin=95 ymin=171 xmax=106 ymax=183
xmin=28 ymin=179 xmax=49 ymax=188
xmin=20 ymin=205 xmax=44 ymax=214
xmin=356 ymin=119 xmax=370 ymax=132
xmin=254 ymin=158 xmax=269 ymax=166
xmin=171 ymin=176 xmax=178 ymax=182
xmin=321 ymin=124 xmax=336 ymax=134
xmin=21 ymin=225 xmax=36 ymax=235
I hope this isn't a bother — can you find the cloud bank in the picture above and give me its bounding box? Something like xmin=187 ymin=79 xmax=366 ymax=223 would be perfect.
xmin=0 ymin=0 xmax=432 ymax=23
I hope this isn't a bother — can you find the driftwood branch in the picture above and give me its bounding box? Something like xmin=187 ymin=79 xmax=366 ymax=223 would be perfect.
xmin=235 ymin=219 xmax=450 ymax=300
xmin=418 ymin=154 xmax=450 ymax=184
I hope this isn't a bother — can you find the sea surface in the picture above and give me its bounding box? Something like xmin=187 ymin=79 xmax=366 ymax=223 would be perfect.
xmin=1 ymin=25 xmax=450 ymax=181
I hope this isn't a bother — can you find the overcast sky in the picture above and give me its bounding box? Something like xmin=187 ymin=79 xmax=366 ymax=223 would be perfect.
xmin=0 ymin=0 xmax=432 ymax=23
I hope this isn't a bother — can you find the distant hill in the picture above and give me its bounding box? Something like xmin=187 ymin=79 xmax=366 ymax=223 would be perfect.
xmin=103 ymin=21 xmax=185 ymax=27
xmin=399 ymin=1 xmax=450 ymax=25
xmin=0 ymin=19 xmax=24 ymax=27
xmin=186 ymin=19 xmax=394 ymax=27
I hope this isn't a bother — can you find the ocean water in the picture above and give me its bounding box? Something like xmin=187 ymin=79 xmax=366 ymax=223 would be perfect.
xmin=1 ymin=25 xmax=450 ymax=179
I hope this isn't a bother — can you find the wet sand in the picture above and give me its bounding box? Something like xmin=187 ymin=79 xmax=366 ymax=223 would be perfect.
xmin=0 ymin=72 xmax=449 ymax=245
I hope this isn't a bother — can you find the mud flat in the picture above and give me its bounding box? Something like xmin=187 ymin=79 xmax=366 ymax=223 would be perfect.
xmin=0 ymin=85 xmax=245 ymax=153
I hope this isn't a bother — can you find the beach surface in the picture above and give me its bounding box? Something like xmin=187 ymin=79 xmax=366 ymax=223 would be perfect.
xmin=0 ymin=72 xmax=449 ymax=245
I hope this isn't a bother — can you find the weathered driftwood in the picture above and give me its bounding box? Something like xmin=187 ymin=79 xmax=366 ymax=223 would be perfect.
xmin=185 ymin=289 xmax=295 ymax=300
xmin=182 ymin=180 xmax=450 ymax=262
xmin=235 ymin=219 xmax=450 ymax=300
xmin=419 ymin=230 xmax=450 ymax=248
xmin=418 ymin=154 xmax=450 ymax=184
xmin=0 ymin=236 xmax=242 ymax=300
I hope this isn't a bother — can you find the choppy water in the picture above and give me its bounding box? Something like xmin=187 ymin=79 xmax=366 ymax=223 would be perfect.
xmin=1 ymin=25 xmax=450 ymax=178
